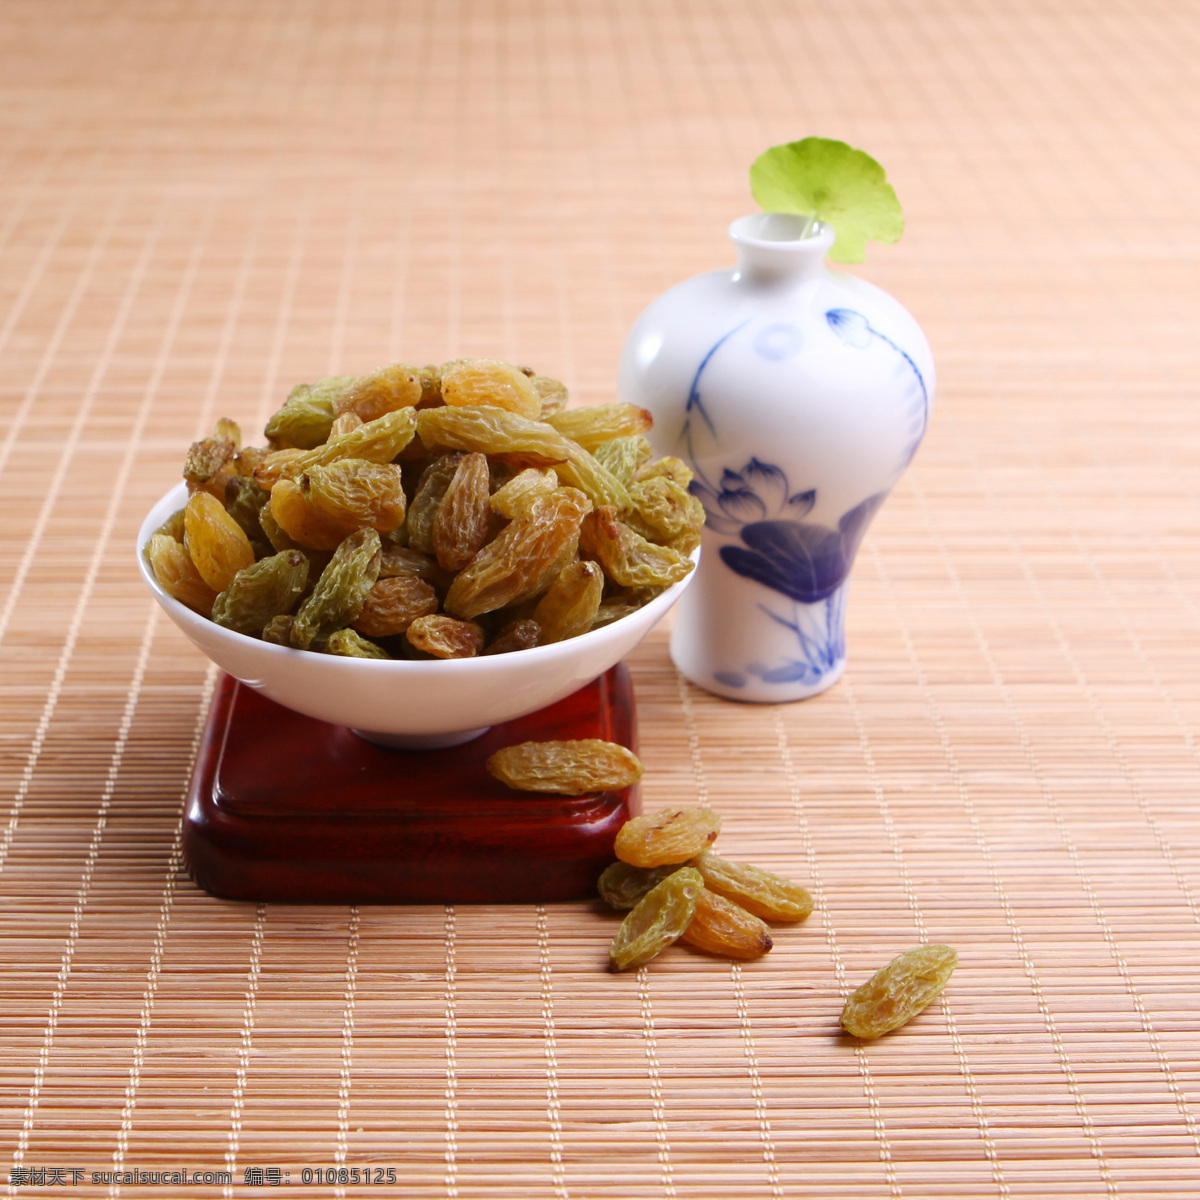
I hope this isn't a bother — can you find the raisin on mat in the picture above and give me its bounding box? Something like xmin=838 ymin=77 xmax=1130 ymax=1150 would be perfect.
xmin=679 ymin=889 xmax=773 ymax=961
xmin=840 ymin=944 xmax=959 ymax=1039
xmin=609 ymin=867 xmax=704 ymax=972
xmin=613 ymin=807 xmax=721 ymax=868
xmin=692 ymin=850 xmax=813 ymax=922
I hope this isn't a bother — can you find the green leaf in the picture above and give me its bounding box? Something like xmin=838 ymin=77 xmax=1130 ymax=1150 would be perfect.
xmin=749 ymin=137 xmax=904 ymax=263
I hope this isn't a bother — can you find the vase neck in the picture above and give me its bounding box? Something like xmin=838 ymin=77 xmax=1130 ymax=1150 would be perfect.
xmin=729 ymin=213 xmax=834 ymax=284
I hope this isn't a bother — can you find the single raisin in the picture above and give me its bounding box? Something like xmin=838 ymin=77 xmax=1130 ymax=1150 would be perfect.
xmin=432 ymin=451 xmax=492 ymax=570
xmin=145 ymin=533 xmax=217 ymax=616
xmin=613 ymin=807 xmax=721 ymax=868
xmin=264 ymin=377 xmax=351 ymax=448
xmin=692 ymin=850 xmax=813 ymax=922
xmin=439 ymin=357 xmax=542 ymax=418
xmin=609 ymin=867 xmax=703 ymax=972
xmin=580 ymin=505 xmax=694 ymax=589
xmin=486 ymin=739 xmax=643 ymax=796
xmin=531 ymin=560 xmax=604 ymax=643
xmin=544 ymin=403 xmax=653 ymax=452
xmin=212 ymin=550 xmax=309 ymax=635
xmin=334 ymin=363 xmax=423 ymax=422
xmin=597 ymin=861 xmax=682 ymax=911
xmin=302 ymin=458 xmax=407 ymax=536
xmin=183 ymin=491 xmax=256 ymax=593
xmin=443 ymin=487 xmax=591 ymax=619
xmin=482 ymin=618 xmax=541 ymax=655
xmin=290 ymin=528 xmax=382 ymax=650
xmin=353 ymin=575 xmax=439 ymax=637
xmin=840 ymin=944 xmax=959 ymax=1040
xmin=406 ymin=613 xmax=485 ymax=658
xmin=324 ymin=627 xmax=391 ymax=659
xmin=680 ymin=889 xmax=773 ymax=961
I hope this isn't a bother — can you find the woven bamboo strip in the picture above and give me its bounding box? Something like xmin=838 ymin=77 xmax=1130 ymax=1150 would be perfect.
xmin=1 ymin=0 xmax=1200 ymax=1196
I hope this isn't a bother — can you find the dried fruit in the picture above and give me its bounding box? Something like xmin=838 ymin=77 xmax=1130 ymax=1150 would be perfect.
xmin=417 ymin=406 xmax=627 ymax=509
xmin=329 ymin=411 xmax=363 ymax=438
xmin=544 ymin=403 xmax=653 ymax=451
xmin=482 ymin=618 xmax=541 ymax=655
xmin=264 ymin=379 xmax=349 ymax=449
xmin=302 ymin=458 xmax=406 ymax=535
xmin=334 ymin=364 xmax=423 ymax=422
xmin=158 ymin=356 xmax=697 ymax=659
xmin=432 ymin=451 xmax=491 ymax=570
xmin=154 ymin=508 xmax=187 ymax=543
xmin=406 ymin=613 xmax=485 ymax=659
xmin=531 ymin=560 xmax=604 ymax=643
xmin=213 ymin=417 xmax=242 ymax=449
xmin=679 ymin=889 xmax=773 ymax=961
xmin=595 ymin=435 xmax=652 ymax=486
xmin=840 ymin=944 xmax=958 ymax=1039
xmin=591 ymin=592 xmax=653 ymax=628
xmin=634 ymin=455 xmax=694 ymax=488
xmin=406 ymin=454 xmax=463 ymax=555
xmin=290 ymin=528 xmax=382 ymax=650
xmin=580 ymin=506 xmax=694 ymax=589
xmin=184 ymin=434 xmax=236 ymax=499
xmin=529 ymin=374 xmax=568 ymax=415
xmin=232 ymin=444 xmax=268 ymax=479
xmin=324 ymin=627 xmax=391 ymax=659
xmin=614 ymin=807 xmax=721 ymax=868
xmin=145 ymin=532 xmax=217 ymax=616
xmin=440 ymin=357 xmax=541 ymax=418
xmin=597 ymin=861 xmax=681 ymax=910
xmin=258 ymin=499 xmax=302 ymax=552
xmin=261 ymin=614 xmax=295 ymax=645
xmin=183 ymin=491 xmax=256 ymax=593
xmin=255 ymin=408 xmax=417 ymax=488
xmin=212 ymin=550 xmax=309 ymax=635
xmin=268 ymin=477 xmax=350 ymax=551
xmin=489 ymin=467 xmax=559 ymax=519
xmin=224 ymin=476 xmax=273 ymax=557
xmin=353 ymin=575 xmax=439 ymax=637
xmin=414 ymin=364 xmax=443 ymax=407
xmin=609 ymin=867 xmax=703 ymax=971
xmin=443 ymin=487 xmax=591 ymax=619
xmin=377 ymin=543 xmax=454 ymax=593
xmin=486 ymin=739 xmax=643 ymax=796
xmin=692 ymin=851 xmax=813 ymax=922
xmin=623 ymin=476 xmax=706 ymax=553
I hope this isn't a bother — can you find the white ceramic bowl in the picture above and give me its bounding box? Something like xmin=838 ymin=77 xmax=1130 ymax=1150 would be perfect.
xmin=137 ymin=482 xmax=696 ymax=749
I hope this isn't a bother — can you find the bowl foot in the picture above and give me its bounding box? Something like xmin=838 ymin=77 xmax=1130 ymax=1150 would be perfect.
xmin=352 ymin=726 xmax=489 ymax=750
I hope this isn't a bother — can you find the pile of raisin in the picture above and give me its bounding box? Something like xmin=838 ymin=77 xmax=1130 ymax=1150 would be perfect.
xmin=599 ymin=807 xmax=814 ymax=971
xmin=146 ymin=359 xmax=703 ymax=659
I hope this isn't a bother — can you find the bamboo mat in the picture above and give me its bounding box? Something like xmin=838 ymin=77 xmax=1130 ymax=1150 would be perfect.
xmin=1 ymin=0 xmax=1199 ymax=1196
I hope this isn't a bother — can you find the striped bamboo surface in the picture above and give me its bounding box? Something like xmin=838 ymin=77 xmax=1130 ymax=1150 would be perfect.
xmin=2 ymin=1 xmax=1199 ymax=1196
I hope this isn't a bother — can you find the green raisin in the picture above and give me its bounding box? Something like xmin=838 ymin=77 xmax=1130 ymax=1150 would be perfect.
xmin=290 ymin=528 xmax=382 ymax=650
xmin=597 ymin=861 xmax=683 ymax=910
xmin=264 ymin=377 xmax=352 ymax=448
xmin=324 ymin=627 xmax=391 ymax=659
xmin=212 ymin=550 xmax=310 ymax=635
xmin=841 ymin=944 xmax=959 ymax=1040
xmin=609 ymin=866 xmax=704 ymax=972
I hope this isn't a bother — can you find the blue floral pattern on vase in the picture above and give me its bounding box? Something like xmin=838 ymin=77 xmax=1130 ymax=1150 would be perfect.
xmin=690 ymin=458 xmax=887 ymax=689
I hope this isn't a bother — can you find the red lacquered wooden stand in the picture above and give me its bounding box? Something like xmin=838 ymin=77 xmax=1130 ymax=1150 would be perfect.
xmin=182 ymin=665 xmax=640 ymax=904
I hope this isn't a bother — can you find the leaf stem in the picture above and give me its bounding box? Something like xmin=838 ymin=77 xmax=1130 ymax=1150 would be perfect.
xmin=800 ymin=212 xmax=817 ymax=240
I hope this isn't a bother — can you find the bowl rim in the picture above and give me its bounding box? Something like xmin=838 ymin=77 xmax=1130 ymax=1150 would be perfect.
xmin=137 ymin=480 xmax=697 ymax=672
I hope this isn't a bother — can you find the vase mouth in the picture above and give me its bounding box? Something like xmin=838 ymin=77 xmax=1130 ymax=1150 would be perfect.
xmin=729 ymin=213 xmax=835 ymax=276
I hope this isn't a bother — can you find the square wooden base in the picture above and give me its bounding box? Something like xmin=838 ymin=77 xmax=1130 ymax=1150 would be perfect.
xmin=182 ymin=665 xmax=640 ymax=903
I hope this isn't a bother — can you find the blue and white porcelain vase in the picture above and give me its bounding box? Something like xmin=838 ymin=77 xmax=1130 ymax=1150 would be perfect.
xmin=619 ymin=212 xmax=935 ymax=702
